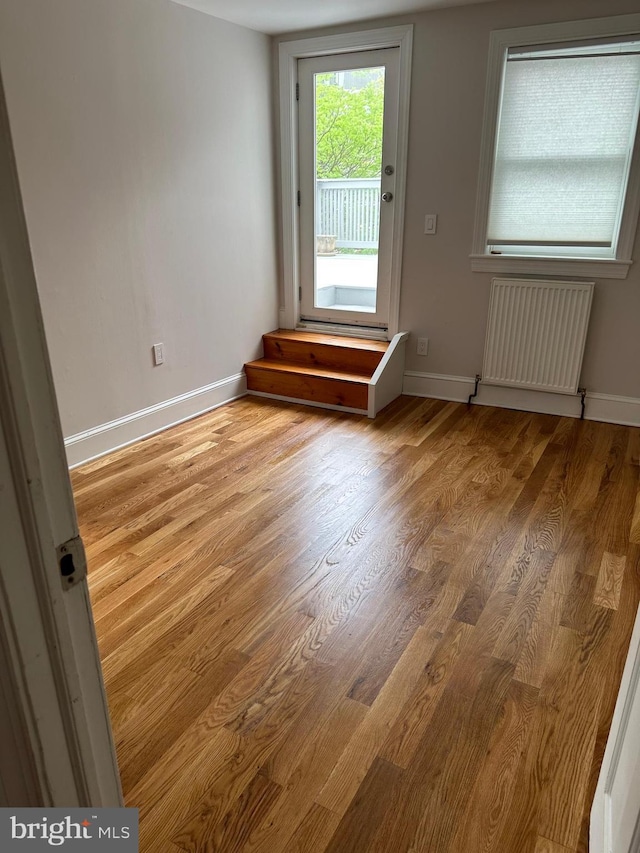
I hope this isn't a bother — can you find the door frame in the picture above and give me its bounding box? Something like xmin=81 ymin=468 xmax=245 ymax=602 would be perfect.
xmin=0 ymin=66 xmax=122 ymax=806
xmin=278 ymin=25 xmax=413 ymax=339
xmin=591 ymin=601 xmax=640 ymax=852
xmin=297 ymin=48 xmax=400 ymax=330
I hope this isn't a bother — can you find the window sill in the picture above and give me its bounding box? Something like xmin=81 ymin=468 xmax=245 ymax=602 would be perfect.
xmin=470 ymin=254 xmax=632 ymax=280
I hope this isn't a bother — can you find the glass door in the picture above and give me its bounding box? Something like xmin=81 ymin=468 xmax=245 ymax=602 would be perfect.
xmin=298 ymin=48 xmax=400 ymax=329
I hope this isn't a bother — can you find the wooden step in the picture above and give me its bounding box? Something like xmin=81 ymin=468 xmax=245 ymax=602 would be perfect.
xmin=245 ymin=359 xmax=369 ymax=410
xmin=263 ymin=329 xmax=387 ymax=374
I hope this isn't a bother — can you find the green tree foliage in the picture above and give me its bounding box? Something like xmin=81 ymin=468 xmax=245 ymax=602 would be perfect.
xmin=315 ymin=70 xmax=384 ymax=179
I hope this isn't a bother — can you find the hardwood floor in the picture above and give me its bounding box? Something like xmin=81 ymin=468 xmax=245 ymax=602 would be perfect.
xmin=71 ymin=395 xmax=640 ymax=852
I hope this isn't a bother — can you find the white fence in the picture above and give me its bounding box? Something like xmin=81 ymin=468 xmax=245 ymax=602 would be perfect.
xmin=316 ymin=178 xmax=381 ymax=249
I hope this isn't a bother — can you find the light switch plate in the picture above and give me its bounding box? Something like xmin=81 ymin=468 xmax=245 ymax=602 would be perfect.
xmin=424 ymin=214 xmax=437 ymax=235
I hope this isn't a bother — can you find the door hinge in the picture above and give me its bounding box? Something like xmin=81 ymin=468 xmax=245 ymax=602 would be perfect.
xmin=299 ymin=287 xmax=302 ymax=301
xmin=56 ymin=535 xmax=87 ymax=590
xmin=297 ymin=190 xmax=301 ymax=207
xmin=296 ymin=82 xmax=300 ymax=101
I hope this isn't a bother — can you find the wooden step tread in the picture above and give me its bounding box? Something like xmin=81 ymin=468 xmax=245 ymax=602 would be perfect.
xmin=246 ymin=358 xmax=371 ymax=384
xmin=265 ymin=329 xmax=388 ymax=353
xmin=263 ymin=330 xmax=387 ymax=374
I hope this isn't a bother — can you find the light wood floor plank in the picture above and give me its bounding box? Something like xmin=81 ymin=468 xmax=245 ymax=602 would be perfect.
xmin=449 ymin=678 xmax=539 ymax=853
xmin=594 ymin=551 xmax=626 ymax=610
xmin=286 ymin=804 xmax=342 ymax=853
xmin=535 ymin=836 xmax=573 ymax=853
xmin=244 ymin=697 xmax=367 ymax=852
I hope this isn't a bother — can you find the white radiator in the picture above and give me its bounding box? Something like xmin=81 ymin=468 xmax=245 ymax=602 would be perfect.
xmin=482 ymin=278 xmax=594 ymax=396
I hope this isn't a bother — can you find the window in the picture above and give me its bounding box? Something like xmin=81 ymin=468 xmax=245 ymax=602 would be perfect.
xmin=472 ymin=15 xmax=640 ymax=279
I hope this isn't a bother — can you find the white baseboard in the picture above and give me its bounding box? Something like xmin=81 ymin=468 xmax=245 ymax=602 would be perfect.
xmin=65 ymin=373 xmax=247 ymax=468
xmin=586 ymin=392 xmax=640 ymax=428
xmin=63 ymin=370 xmax=640 ymax=470
xmin=475 ymin=383 xmax=585 ymax=418
xmin=403 ymin=371 xmax=473 ymax=403
xmin=403 ymin=371 xmax=640 ymax=428
xmin=278 ymin=308 xmax=287 ymax=329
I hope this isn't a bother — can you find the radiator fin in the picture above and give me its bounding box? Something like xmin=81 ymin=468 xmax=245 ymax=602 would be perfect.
xmin=482 ymin=278 xmax=594 ymax=396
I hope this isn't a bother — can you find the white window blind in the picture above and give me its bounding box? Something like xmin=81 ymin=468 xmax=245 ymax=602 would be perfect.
xmin=486 ymin=39 xmax=640 ymax=253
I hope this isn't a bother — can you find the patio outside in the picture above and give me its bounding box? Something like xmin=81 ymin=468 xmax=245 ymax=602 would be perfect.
xmin=317 ymin=253 xmax=379 ymax=312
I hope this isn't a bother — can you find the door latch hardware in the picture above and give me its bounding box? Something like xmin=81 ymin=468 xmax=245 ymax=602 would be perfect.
xmin=56 ymin=536 xmax=87 ymax=590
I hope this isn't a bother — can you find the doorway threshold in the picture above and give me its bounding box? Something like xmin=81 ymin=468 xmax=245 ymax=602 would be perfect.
xmin=297 ymin=319 xmax=389 ymax=342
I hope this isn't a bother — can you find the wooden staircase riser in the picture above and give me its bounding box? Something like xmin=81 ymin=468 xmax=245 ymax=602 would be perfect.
xmin=245 ymin=365 xmax=368 ymax=410
xmin=263 ymin=332 xmax=385 ymax=374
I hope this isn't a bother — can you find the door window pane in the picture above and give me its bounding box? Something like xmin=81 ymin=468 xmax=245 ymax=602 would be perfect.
xmin=314 ymin=67 xmax=385 ymax=313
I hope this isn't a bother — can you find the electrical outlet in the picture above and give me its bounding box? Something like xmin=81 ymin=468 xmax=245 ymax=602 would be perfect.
xmin=424 ymin=214 xmax=437 ymax=235
xmin=417 ymin=337 xmax=429 ymax=356
xmin=152 ymin=343 xmax=164 ymax=366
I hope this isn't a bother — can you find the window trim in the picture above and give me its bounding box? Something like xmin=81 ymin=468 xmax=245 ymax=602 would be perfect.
xmin=471 ymin=13 xmax=640 ymax=280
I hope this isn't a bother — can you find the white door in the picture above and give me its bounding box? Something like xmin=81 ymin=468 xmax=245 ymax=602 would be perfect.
xmin=0 ymin=67 xmax=121 ymax=806
xmin=298 ymin=48 xmax=400 ymax=330
xmin=591 ymin=603 xmax=640 ymax=852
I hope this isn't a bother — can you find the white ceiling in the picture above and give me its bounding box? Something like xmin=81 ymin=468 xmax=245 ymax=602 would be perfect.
xmin=169 ymin=0 xmax=496 ymax=36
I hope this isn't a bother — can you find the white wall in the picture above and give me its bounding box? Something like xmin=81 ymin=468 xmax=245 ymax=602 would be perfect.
xmin=0 ymin=0 xmax=278 ymax=444
xmin=276 ymin=0 xmax=640 ymax=407
xmin=3 ymin=0 xmax=638 ymax=447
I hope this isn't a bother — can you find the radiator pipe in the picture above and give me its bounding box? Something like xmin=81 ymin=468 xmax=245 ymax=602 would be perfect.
xmin=468 ymin=374 xmax=481 ymax=406
xmin=579 ymin=387 xmax=587 ymax=420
